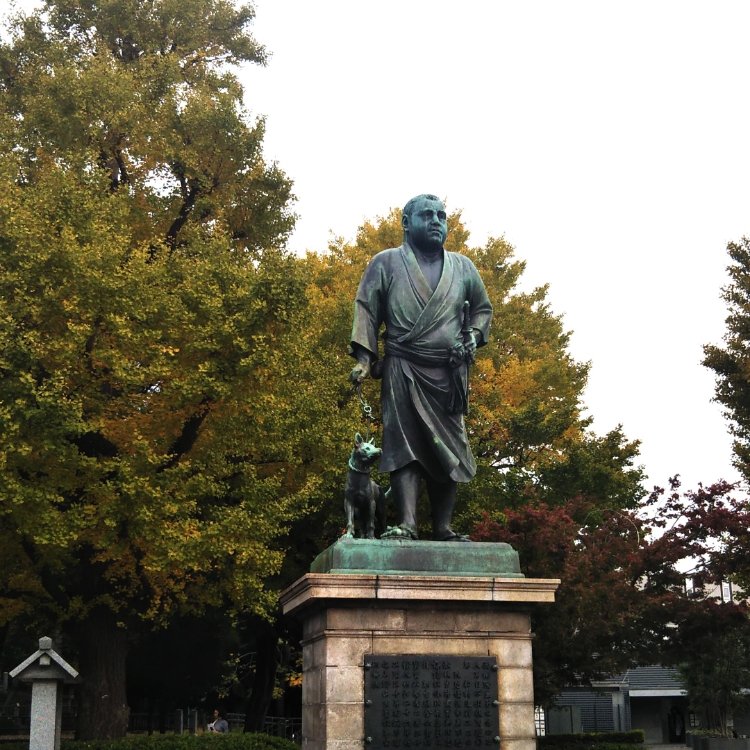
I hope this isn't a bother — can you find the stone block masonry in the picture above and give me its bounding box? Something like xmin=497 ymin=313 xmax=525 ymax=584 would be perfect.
xmin=280 ymin=573 xmax=559 ymax=750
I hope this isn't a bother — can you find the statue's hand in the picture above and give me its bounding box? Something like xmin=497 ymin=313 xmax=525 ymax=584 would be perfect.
xmin=464 ymin=331 xmax=477 ymax=363
xmin=350 ymin=360 xmax=371 ymax=384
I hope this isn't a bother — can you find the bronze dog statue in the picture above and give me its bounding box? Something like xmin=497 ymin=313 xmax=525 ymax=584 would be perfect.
xmin=343 ymin=433 xmax=387 ymax=539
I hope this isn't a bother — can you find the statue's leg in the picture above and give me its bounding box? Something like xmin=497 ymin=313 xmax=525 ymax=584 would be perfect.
xmin=383 ymin=463 xmax=421 ymax=539
xmin=427 ymin=478 xmax=469 ymax=541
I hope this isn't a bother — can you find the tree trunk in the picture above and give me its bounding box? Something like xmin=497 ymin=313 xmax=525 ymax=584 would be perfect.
xmin=73 ymin=609 xmax=129 ymax=739
xmin=243 ymin=621 xmax=279 ymax=733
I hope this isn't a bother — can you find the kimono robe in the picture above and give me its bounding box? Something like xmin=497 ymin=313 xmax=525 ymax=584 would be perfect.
xmin=351 ymin=243 xmax=492 ymax=483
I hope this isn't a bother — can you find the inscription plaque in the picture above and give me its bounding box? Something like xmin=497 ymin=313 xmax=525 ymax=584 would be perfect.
xmin=363 ymin=654 xmax=499 ymax=749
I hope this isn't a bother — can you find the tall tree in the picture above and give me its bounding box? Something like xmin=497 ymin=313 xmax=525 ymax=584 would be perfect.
xmin=674 ymin=602 xmax=750 ymax=736
xmin=472 ymin=497 xmax=682 ymax=706
xmin=0 ymin=0 xmax=311 ymax=738
xmin=471 ymin=477 xmax=750 ymax=708
xmin=704 ymin=237 xmax=750 ymax=482
xmin=645 ymin=479 xmax=750 ymax=734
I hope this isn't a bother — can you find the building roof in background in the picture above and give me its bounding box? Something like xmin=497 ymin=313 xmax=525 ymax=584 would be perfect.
xmin=623 ymin=666 xmax=686 ymax=696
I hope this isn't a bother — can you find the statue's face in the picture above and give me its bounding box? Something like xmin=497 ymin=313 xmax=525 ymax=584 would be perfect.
xmin=403 ymin=197 xmax=447 ymax=253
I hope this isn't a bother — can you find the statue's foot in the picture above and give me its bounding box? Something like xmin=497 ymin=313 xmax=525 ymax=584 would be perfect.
xmin=381 ymin=525 xmax=419 ymax=540
xmin=435 ymin=530 xmax=471 ymax=542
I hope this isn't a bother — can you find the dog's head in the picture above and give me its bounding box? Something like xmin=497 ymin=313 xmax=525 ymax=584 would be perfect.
xmin=351 ymin=432 xmax=381 ymax=468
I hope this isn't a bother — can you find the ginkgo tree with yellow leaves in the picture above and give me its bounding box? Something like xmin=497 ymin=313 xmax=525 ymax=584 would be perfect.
xmin=0 ymin=0 xmax=317 ymax=739
xmin=0 ymin=0 xmax=649 ymax=735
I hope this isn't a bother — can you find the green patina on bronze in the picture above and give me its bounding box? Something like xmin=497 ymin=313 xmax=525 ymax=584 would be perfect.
xmin=310 ymin=538 xmax=523 ymax=577
xmin=348 ymin=194 xmax=493 ymax=543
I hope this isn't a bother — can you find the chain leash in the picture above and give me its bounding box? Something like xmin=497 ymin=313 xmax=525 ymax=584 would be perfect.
xmin=353 ymin=382 xmax=375 ymax=441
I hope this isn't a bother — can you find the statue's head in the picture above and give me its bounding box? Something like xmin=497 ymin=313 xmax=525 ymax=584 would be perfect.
xmin=402 ymin=194 xmax=447 ymax=253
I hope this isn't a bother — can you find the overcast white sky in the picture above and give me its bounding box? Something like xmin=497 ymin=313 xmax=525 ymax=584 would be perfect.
xmin=6 ymin=1 xmax=749 ymax=492
xmin=238 ymin=1 xmax=750 ymax=493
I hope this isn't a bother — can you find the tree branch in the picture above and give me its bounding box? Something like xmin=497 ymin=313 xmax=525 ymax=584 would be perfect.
xmin=160 ymin=397 xmax=213 ymax=470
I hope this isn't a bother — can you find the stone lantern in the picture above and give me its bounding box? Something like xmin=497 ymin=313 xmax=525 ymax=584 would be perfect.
xmin=10 ymin=637 xmax=79 ymax=750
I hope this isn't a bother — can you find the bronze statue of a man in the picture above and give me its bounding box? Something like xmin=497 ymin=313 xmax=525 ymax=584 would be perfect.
xmin=349 ymin=194 xmax=492 ymax=541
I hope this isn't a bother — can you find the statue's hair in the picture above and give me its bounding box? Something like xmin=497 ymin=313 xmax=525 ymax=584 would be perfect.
xmin=402 ymin=193 xmax=441 ymax=221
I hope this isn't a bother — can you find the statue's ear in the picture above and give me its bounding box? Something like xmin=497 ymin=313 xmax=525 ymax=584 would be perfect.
xmin=401 ymin=212 xmax=409 ymax=231
xmin=355 ymin=432 xmax=363 ymax=446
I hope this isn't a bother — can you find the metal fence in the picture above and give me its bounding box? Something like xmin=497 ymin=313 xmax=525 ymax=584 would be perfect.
xmin=261 ymin=716 xmax=301 ymax=743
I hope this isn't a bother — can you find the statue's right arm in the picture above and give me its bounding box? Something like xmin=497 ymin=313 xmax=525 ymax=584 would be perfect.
xmin=349 ymin=252 xmax=388 ymax=382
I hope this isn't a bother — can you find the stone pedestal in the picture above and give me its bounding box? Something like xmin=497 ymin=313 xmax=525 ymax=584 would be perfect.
xmin=280 ymin=568 xmax=559 ymax=750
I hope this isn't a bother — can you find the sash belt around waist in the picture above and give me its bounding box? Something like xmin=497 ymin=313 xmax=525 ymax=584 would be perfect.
xmin=384 ymin=340 xmax=451 ymax=367
xmin=383 ymin=340 xmax=468 ymax=414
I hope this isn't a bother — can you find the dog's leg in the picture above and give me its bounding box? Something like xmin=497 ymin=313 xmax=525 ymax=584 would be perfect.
xmin=344 ymin=494 xmax=355 ymax=538
xmin=365 ymin=491 xmax=376 ymax=539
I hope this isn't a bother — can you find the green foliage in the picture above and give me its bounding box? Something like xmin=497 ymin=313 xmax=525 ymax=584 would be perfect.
xmin=0 ymin=0 xmax=650 ymax=719
xmin=539 ymin=731 xmax=644 ymax=750
xmin=539 ymin=730 xmax=645 ymax=747
xmin=678 ymin=606 xmax=750 ymax=736
xmin=0 ymin=0 xmax=310 ymax=632
xmin=704 ymin=237 xmax=750 ymax=482
xmin=0 ymin=732 xmax=299 ymax=750
xmin=51 ymin=735 xmax=298 ymax=750
xmin=0 ymin=0 xmax=313 ymax=738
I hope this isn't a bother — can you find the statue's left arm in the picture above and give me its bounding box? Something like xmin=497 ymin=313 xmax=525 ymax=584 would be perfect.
xmin=464 ymin=257 xmax=493 ymax=348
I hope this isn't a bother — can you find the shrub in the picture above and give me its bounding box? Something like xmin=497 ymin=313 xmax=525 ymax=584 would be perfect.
xmin=539 ymin=730 xmax=645 ymax=750
xmin=0 ymin=735 xmax=297 ymax=750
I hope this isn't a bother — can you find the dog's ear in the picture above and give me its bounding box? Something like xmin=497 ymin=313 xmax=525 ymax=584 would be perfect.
xmin=354 ymin=432 xmax=363 ymax=446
